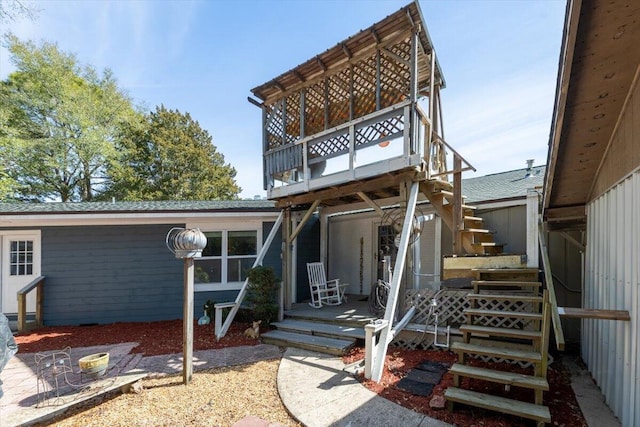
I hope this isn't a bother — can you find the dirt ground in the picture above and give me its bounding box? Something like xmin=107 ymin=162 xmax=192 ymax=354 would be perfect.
xmin=14 ymin=320 xmax=587 ymax=426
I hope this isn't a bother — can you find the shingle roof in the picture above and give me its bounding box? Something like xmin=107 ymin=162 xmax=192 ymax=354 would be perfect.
xmin=463 ymin=165 xmax=546 ymax=204
xmin=0 ymin=166 xmax=545 ymax=215
xmin=0 ymin=200 xmax=277 ymax=214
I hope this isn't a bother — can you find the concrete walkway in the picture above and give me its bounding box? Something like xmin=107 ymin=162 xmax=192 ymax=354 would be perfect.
xmin=0 ymin=342 xmax=620 ymax=427
xmin=277 ymin=348 xmax=452 ymax=427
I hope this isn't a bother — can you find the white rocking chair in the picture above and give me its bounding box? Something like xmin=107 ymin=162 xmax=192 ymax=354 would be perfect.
xmin=306 ymin=262 xmax=348 ymax=308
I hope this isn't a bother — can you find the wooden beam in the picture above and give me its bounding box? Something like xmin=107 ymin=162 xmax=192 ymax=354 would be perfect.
xmin=341 ymin=43 xmax=352 ymax=59
xmin=558 ymin=307 xmax=631 ymax=321
xmin=538 ymin=221 xmax=566 ymax=351
xmin=357 ymin=191 xmax=384 ymax=217
xmin=559 ymin=231 xmax=585 ymax=252
xmin=545 ymin=205 xmax=585 ymax=222
xmin=275 ymin=169 xmax=425 ymax=208
xmin=370 ymin=28 xmax=380 ymax=44
xmin=289 ymin=200 xmax=320 ymax=242
xmin=453 ymin=155 xmax=463 ymax=255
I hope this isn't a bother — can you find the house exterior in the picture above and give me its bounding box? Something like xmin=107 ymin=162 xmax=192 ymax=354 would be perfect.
xmin=323 ymin=164 xmax=546 ymax=298
xmin=543 ymin=0 xmax=640 ymax=425
xmin=0 ymin=200 xmax=320 ymax=326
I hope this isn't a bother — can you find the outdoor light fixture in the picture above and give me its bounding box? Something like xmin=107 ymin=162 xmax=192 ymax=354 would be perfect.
xmin=165 ymin=227 xmax=207 ymax=385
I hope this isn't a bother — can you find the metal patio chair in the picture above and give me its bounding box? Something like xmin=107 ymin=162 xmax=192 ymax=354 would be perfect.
xmin=306 ymin=262 xmax=347 ymax=308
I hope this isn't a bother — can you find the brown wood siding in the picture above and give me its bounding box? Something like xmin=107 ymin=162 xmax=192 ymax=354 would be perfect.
xmin=591 ymin=67 xmax=640 ymax=199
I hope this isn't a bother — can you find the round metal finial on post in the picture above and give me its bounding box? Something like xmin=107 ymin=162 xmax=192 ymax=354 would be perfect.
xmin=165 ymin=227 xmax=207 ymax=385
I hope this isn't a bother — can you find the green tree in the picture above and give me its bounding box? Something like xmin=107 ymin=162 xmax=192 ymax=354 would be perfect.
xmin=0 ymin=34 xmax=139 ymax=201
xmin=0 ymin=0 xmax=38 ymax=23
xmin=107 ymin=105 xmax=241 ymax=201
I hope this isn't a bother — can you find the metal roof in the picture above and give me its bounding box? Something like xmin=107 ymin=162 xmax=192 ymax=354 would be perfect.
xmin=250 ymin=0 xmax=444 ymax=103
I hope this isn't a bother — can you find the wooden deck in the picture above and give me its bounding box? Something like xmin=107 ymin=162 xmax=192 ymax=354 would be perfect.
xmin=285 ymin=296 xmax=378 ymax=327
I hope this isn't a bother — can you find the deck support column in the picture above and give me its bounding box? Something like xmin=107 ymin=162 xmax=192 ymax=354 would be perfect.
xmin=371 ymin=180 xmax=419 ymax=382
xmin=283 ymin=208 xmax=293 ymax=311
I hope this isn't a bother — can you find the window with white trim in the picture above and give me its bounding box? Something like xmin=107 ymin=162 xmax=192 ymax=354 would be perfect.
xmin=195 ymin=230 xmax=258 ymax=289
xmin=10 ymin=240 xmax=34 ymax=276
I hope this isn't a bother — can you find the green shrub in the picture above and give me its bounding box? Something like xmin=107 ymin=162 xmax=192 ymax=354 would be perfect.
xmin=246 ymin=266 xmax=279 ymax=325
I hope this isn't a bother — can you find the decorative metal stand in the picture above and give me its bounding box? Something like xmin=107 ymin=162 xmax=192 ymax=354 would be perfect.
xmin=165 ymin=227 xmax=207 ymax=385
xmin=34 ymin=347 xmax=119 ymax=407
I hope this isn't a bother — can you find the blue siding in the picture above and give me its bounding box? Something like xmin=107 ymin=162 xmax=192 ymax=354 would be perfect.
xmin=38 ymin=221 xmax=284 ymax=326
xmin=262 ymin=221 xmax=283 ymax=281
xmin=295 ymin=214 xmax=320 ymax=302
xmin=41 ymin=224 xmax=185 ymax=326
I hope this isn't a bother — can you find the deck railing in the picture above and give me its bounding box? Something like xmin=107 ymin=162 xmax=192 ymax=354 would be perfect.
xmin=264 ymin=100 xmax=432 ymax=198
xmin=17 ymin=275 xmax=45 ymax=333
xmin=538 ymin=221 xmax=566 ymax=351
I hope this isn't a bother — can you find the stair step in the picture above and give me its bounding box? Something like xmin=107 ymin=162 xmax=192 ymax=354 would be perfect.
xmin=472 ymin=281 xmax=542 ymax=292
xmin=462 ymin=228 xmax=491 ymax=234
xmin=445 ymin=387 xmax=550 ymax=423
xmin=466 ymin=294 xmax=543 ymax=303
xmin=473 ymin=268 xmax=540 ymax=275
xmin=464 ymin=309 xmax=542 ymax=320
xmin=434 ymin=190 xmax=466 ymax=200
xmin=260 ymin=330 xmax=355 ymax=356
xmin=450 ymin=363 xmax=549 ymax=390
xmin=452 ymin=342 xmax=542 ymax=363
xmin=270 ymin=319 xmax=365 ymax=340
xmin=460 ymin=325 xmax=542 ymax=341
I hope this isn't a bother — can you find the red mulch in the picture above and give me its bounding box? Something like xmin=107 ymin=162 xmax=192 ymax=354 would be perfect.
xmin=13 ymin=319 xmax=258 ymax=356
xmin=343 ymin=347 xmax=587 ymax=427
xmin=14 ymin=321 xmax=587 ymax=426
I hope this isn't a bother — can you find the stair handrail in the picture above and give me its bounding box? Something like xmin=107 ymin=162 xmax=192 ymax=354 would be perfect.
xmin=415 ymin=103 xmax=476 ymax=179
xmin=215 ymin=210 xmax=284 ymax=340
xmin=538 ymin=220 xmax=566 ymax=351
xmin=17 ymin=275 xmax=45 ymax=333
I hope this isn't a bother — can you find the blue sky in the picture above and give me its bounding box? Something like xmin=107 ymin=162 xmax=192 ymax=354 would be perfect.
xmin=0 ymin=0 xmax=567 ymax=199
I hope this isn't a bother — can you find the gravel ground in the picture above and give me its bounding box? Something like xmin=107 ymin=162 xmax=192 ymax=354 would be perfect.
xmin=35 ymin=360 xmax=300 ymax=427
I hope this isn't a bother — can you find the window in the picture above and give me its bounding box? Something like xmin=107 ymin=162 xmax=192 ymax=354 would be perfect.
xmin=10 ymin=240 xmax=34 ymax=276
xmin=195 ymin=230 xmax=258 ymax=290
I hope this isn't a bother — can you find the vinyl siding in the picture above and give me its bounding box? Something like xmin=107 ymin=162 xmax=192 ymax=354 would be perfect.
xmin=39 ymin=221 xmax=284 ymax=326
xmin=42 ymin=224 xmax=184 ymax=326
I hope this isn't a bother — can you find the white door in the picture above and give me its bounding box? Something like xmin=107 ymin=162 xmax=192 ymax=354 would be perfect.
xmin=0 ymin=231 xmax=41 ymax=315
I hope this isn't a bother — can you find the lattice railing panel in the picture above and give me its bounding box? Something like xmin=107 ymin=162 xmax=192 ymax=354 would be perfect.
xmin=305 ymin=80 xmax=326 ymax=136
xmin=405 ymin=289 xmax=469 ymax=327
xmin=352 ymin=54 xmax=377 ymax=119
xmin=284 ymin=92 xmax=301 ymax=143
xmin=354 ymin=114 xmax=405 ymax=147
xmin=473 ymin=297 xmax=538 ymax=330
xmin=380 ymin=47 xmax=410 ymax=108
xmin=309 ymin=132 xmax=350 ymax=159
xmin=327 ymin=68 xmax=351 ymax=129
xmin=265 ymin=101 xmax=285 ymax=151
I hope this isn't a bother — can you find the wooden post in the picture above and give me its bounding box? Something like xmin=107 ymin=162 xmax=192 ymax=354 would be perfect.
xmin=283 ymin=208 xmax=292 ymax=310
xmin=453 ymin=155 xmax=463 ymax=255
xmin=36 ymin=281 xmax=43 ymax=328
xmin=526 ymin=189 xmax=540 ymax=267
xmin=17 ymin=293 xmax=27 ymax=333
xmin=183 ymin=258 xmax=194 ymax=385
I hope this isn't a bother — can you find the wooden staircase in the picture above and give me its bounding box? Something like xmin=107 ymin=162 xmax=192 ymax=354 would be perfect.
xmin=421 ymin=181 xmax=504 ymax=255
xmin=445 ymin=269 xmax=552 ymax=426
xmin=260 ymin=304 xmax=372 ymax=355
